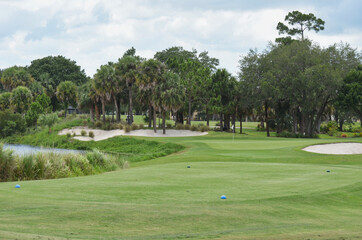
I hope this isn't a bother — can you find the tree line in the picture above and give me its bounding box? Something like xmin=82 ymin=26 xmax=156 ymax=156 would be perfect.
xmin=0 ymin=11 xmax=361 ymax=137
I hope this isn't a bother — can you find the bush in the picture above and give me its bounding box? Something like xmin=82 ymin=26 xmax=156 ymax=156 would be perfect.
xmin=124 ymin=125 xmax=132 ymax=133
xmin=95 ymin=121 xmax=102 ymax=128
xmin=176 ymin=123 xmax=184 ymax=130
xmin=184 ymin=124 xmax=191 ymax=130
xmin=139 ymin=124 xmax=144 ymax=129
xmin=119 ymin=123 xmax=124 ymax=130
xmin=131 ymin=123 xmax=138 ymax=130
xmin=320 ymin=121 xmax=338 ymax=134
xmin=66 ymin=133 xmax=71 ymax=138
xmin=0 ymin=110 xmax=26 ymax=137
xmin=81 ymin=130 xmax=87 ymax=136
xmin=89 ymin=131 xmax=94 ymax=138
xmin=199 ymin=125 xmax=209 ymax=132
xmin=166 ymin=123 xmax=172 ymax=128
xmin=341 ymin=133 xmax=347 ymax=138
xmin=277 ymin=131 xmax=319 ymax=139
xmin=256 ymin=124 xmax=266 ymax=131
xmin=190 ymin=125 xmax=198 ymax=131
xmin=0 ymin=144 xmax=16 ymax=181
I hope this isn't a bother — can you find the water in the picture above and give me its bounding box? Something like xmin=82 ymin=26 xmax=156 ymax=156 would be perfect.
xmin=2 ymin=144 xmax=84 ymax=156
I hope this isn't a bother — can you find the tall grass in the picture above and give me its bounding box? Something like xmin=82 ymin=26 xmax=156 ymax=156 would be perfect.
xmin=0 ymin=144 xmax=128 ymax=182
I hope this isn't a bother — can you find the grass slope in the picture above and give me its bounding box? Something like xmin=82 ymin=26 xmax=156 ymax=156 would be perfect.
xmin=0 ymin=128 xmax=361 ymax=239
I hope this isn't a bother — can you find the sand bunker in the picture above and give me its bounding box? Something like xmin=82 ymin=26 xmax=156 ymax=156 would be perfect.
xmin=59 ymin=127 xmax=208 ymax=141
xmin=303 ymin=143 xmax=362 ymax=155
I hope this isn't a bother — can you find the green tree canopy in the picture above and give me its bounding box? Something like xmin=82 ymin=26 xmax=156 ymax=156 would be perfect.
xmin=0 ymin=66 xmax=34 ymax=92
xmin=56 ymin=81 xmax=77 ymax=117
xmin=11 ymin=86 xmax=33 ymax=114
xmin=276 ymin=10 xmax=325 ymax=43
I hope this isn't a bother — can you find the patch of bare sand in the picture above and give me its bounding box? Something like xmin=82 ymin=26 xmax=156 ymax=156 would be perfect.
xmin=303 ymin=143 xmax=362 ymax=155
xmin=58 ymin=127 xmax=208 ymax=141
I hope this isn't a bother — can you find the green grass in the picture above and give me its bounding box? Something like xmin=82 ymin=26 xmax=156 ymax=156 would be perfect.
xmin=0 ymin=121 xmax=361 ymax=239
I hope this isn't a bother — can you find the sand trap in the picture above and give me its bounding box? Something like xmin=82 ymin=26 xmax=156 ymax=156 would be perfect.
xmin=303 ymin=143 xmax=362 ymax=155
xmin=59 ymin=127 xmax=208 ymax=141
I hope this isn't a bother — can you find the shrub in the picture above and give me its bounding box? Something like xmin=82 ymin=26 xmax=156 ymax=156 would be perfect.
xmin=102 ymin=122 xmax=111 ymax=130
xmin=190 ymin=125 xmax=198 ymax=131
xmin=166 ymin=123 xmax=172 ymax=128
xmin=0 ymin=110 xmax=26 ymax=137
xmin=124 ymin=125 xmax=132 ymax=133
xmin=360 ymin=132 xmax=362 ymax=137
xmin=131 ymin=123 xmax=138 ymax=130
xmin=139 ymin=124 xmax=144 ymax=129
xmin=81 ymin=130 xmax=87 ymax=136
xmin=89 ymin=131 xmax=94 ymax=138
xmin=320 ymin=121 xmax=338 ymax=134
xmin=341 ymin=133 xmax=347 ymax=138
xmin=66 ymin=133 xmax=71 ymax=138
xmin=256 ymin=124 xmax=266 ymax=131
xmin=86 ymin=149 xmax=106 ymax=167
xmin=119 ymin=123 xmax=124 ymax=130
xmin=199 ymin=125 xmax=209 ymax=132
xmin=277 ymin=131 xmax=319 ymax=138
xmin=95 ymin=121 xmax=102 ymax=128
xmin=184 ymin=124 xmax=191 ymax=130
xmin=0 ymin=144 xmax=16 ymax=181
xmin=176 ymin=123 xmax=184 ymax=130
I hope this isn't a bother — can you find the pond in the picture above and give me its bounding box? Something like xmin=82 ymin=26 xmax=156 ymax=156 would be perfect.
xmin=2 ymin=144 xmax=84 ymax=156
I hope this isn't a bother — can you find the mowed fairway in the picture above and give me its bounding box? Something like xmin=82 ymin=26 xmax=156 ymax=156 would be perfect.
xmin=0 ymin=130 xmax=361 ymax=239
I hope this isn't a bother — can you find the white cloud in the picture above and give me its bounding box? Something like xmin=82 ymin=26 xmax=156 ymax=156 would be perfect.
xmin=0 ymin=0 xmax=360 ymax=77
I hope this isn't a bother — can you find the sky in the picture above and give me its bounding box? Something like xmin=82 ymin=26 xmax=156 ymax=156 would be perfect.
xmin=0 ymin=0 xmax=361 ymax=77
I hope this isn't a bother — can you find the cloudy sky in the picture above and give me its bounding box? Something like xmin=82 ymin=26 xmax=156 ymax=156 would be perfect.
xmin=0 ymin=0 xmax=361 ymax=76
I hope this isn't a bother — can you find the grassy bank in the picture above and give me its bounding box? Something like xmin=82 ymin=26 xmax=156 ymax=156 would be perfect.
xmin=4 ymin=118 xmax=185 ymax=163
xmin=0 ymin=145 xmax=127 ymax=182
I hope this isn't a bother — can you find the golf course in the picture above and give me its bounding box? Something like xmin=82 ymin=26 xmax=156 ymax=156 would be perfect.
xmin=1 ymin=126 xmax=361 ymax=240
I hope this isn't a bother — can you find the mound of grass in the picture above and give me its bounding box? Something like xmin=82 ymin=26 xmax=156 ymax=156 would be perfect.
xmin=5 ymin=119 xmax=185 ymax=164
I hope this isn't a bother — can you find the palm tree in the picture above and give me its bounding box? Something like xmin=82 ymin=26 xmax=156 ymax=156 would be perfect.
xmin=93 ymin=64 xmax=114 ymax=123
xmin=115 ymin=55 xmax=140 ymax=124
xmin=154 ymin=71 xmax=185 ymax=134
xmin=56 ymin=81 xmax=77 ymax=117
xmin=136 ymin=59 xmax=166 ymax=133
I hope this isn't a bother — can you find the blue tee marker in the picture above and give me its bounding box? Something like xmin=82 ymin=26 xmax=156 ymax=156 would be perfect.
xmin=187 ymin=165 xmax=191 ymax=168
xmin=15 ymin=184 xmax=20 ymax=188
xmin=326 ymin=170 xmax=330 ymax=173
xmin=220 ymin=195 xmax=227 ymax=199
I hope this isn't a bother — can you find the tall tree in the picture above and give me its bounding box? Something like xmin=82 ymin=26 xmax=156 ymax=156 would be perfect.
xmin=154 ymin=71 xmax=185 ymax=134
xmin=276 ymin=10 xmax=325 ymax=43
xmin=56 ymin=81 xmax=77 ymax=118
xmin=137 ymin=59 xmax=166 ymax=133
xmin=0 ymin=92 xmax=12 ymax=111
xmin=28 ymin=56 xmax=88 ymax=110
xmin=336 ymin=65 xmax=362 ymax=126
xmin=115 ymin=54 xmax=141 ymax=124
xmin=93 ymin=64 xmax=115 ymax=123
xmin=11 ymin=86 xmax=33 ymax=114
xmin=0 ymin=66 xmax=34 ymax=91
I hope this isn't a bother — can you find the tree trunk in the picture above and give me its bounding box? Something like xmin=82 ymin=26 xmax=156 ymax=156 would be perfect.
xmin=95 ymin=104 xmax=100 ymax=121
xmin=219 ymin=113 xmax=223 ymax=131
xmin=90 ymin=104 xmax=94 ymax=122
xmin=292 ymin=110 xmax=297 ymax=134
xmin=101 ymin=98 xmax=106 ymax=123
xmin=153 ymin=107 xmax=157 ymax=133
xmin=114 ymin=96 xmax=120 ymax=123
xmin=176 ymin=111 xmax=184 ymax=124
xmin=232 ymin=113 xmax=236 ymax=133
xmin=162 ymin=111 xmax=166 ymax=134
xmin=206 ymin=107 xmax=209 ymax=127
xmin=260 ymin=120 xmax=264 ymax=129
xmin=64 ymin=104 xmax=67 ymax=118
xmin=239 ymin=112 xmax=243 ymax=134
xmin=148 ymin=105 xmax=152 ymax=128
xmin=265 ymin=101 xmax=270 ymax=137
xmin=339 ymin=119 xmax=344 ymax=132
xmin=128 ymin=86 xmax=133 ymax=124
xmin=188 ymin=96 xmax=192 ymax=125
